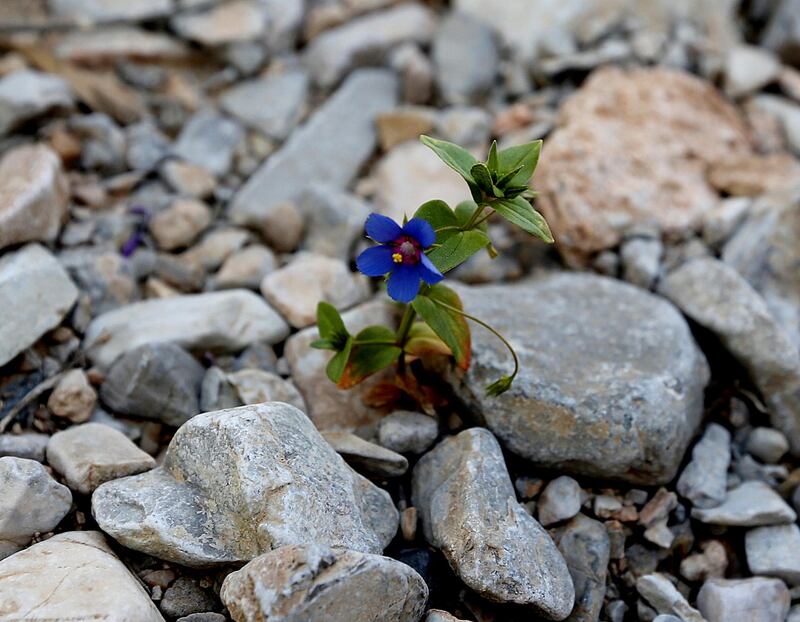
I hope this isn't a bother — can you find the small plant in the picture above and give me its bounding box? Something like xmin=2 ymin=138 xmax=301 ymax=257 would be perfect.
xmin=312 ymin=135 xmax=552 ymax=397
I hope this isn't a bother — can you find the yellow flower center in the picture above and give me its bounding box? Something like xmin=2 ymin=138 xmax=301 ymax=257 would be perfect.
xmin=392 ymin=253 xmax=403 ymax=263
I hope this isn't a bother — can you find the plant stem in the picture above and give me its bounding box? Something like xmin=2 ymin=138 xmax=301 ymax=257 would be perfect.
xmin=471 ymin=209 xmax=495 ymax=229
xmin=351 ymin=340 xmax=399 ymax=346
xmin=395 ymin=304 xmax=417 ymax=374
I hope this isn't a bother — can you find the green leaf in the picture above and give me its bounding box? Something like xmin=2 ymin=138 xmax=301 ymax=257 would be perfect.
xmin=485 ymin=375 xmax=514 ymax=396
xmin=316 ymin=301 xmax=349 ymax=345
xmin=310 ymin=339 xmax=336 ymax=350
xmin=470 ymin=163 xmax=501 ymax=197
xmin=404 ymin=322 xmax=452 ymax=358
xmin=353 ymin=325 xmax=396 ymax=344
xmin=338 ymin=328 xmax=401 ymax=388
xmin=494 ymin=164 xmax=524 ymax=189
xmin=413 ymin=200 xmax=459 ymax=243
xmin=426 ymin=229 xmax=491 ymax=273
xmin=412 ymin=284 xmax=471 ymax=370
xmin=492 ymin=196 xmax=553 ymax=243
xmin=487 ymin=140 xmax=498 ymax=173
xmin=497 ymin=140 xmax=542 ymax=187
xmin=325 ymin=336 xmax=352 ymax=383
xmin=420 ymin=135 xmax=477 ymax=184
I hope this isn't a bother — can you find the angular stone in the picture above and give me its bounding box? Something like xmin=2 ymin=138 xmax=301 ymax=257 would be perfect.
xmin=377 ymin=411 xmax=438 ymax=454
xmin=55 ymin=26 xmax=189 ymax=63
xmin=707 ymin=153 xmax=800 ymax=197
xmin=762 ymin=0 xmax=800 ymax=64
xmin=680 ymin=540 xmax=728 ymax=582
xmin=47 ymin=422 xmax=155 ymax=494
xmin=0 ymin=531 xmax=164 ymax=621
xmin=0 ymin=144 xmax=69 ymax=251
xmin=47 ymin=368 xmax=97 ymax=423
xmin=229 ymin=70 xmax=397 ymax=235
xmin=724 ymin=44 xmax=781 ymax=97
xmin=448 ymin=274 xmax=709 ymax=484
xmin=0 ymin=244 xmax=78 ymax=367
xmin=49 ymin=0 xmax=172 ymax=23
xmin=412 ymin=428 xmax=574 ymax=619
xmin=172 ymin=0 xmax=268 ymax=46
xmin=173 ymin=109 xmax=244 ymax=176
xmin=636 ymin=573 xmax=704 ymax=622
xmin=59 ymin=248 xmax=137 ymax=316
xmin=221 ymin=545 xmax=427 ymax=622
xmin=150 ymin=198 xmax=212 ymax=251
xmin=92 ymin=403 xmax=398 ymax=566
xmin=0 ymin=433 xmax=48 ymax=462
xmin=212 ymin=245 xmax=276 ymax=290
xmin=376 ymin=106 xmax=437 ymax=151
xmin=160 ymin=577 xmax=216 ymax=618
xmin=538 ymin=476 xmax=582 ymax=527
xmin=84 ymin=290 xmax=289 ymax=369
xmin=620 ymin=236 xmax=662 ymax=290
xmin=745 ymin=523 xmax=800 ymax=585
xmin=322 ymin=430 xmax=408 ymax=478
xmin=160 ymin=159 xmax=216 ymax=199
xmin=0 ymin=69 xmax=71 ymax=136
xmin=677 ymin=423 xmax=731 ymax=509
xmin=692 ymin=481 xmax=796 ymax=526
xmin=296 ymin=184 xmax=370 ymax=261
xmin=226 ymin=369 xmax=305 ymax=411
xmin=556 ymin=514 xmax=610 ymax=622
xmin=747 ymin=427 xmax=790 ymax=464
xmin=697 ymin=577 xmax=790 ymax=622
xmin=750 ymin=95 xmax=800 ymax=155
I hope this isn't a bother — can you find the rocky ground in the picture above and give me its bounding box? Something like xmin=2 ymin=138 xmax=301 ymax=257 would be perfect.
xmin=1 ymin=0 xmax=800 ymax=621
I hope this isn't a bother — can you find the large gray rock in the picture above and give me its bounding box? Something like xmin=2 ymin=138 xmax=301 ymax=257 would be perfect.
xmin=556 ymin=514 xmax=610 ymax=622
xmin=84 ymin=289 xmax=289 ymax=369
xmin=0 ymin=531 xmax=165 ymax=621
xmin=92 ymin=403 xmax=398 ymax=567
xmin=221 ymin=545 xmax=428 ymax=622
xmin=229 ymin=70 xmax=397 ymax=237
xmin=412 ymin=428 xmax=574 ymax=619
xmin=762 ymin=0 xmax=800 ymax=64
xmin=745 ymin=523 xmax=800 ymax=585
xmin=0 ymin=244 xmax=78 ymax=367
xmin=697 ymin=577 xmax=790 ymax=622
xmin=677 ymin=423 xmax=731 ymax=509
xmin=449 ymin=274 xmax=709 ymax=484
xmin=0 ymin=70 xmax=72 ymax=136
xmin=637 ymin=573 xmax=704 ymax=622
xmin=100 ymin=343 xmax=205 ymax=426
xmin=692 ymin=481 xmax=796 ymax=526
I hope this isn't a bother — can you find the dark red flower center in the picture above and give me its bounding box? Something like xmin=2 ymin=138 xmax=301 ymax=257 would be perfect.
xmin=391 ymin=235 xmax=421 ymax=265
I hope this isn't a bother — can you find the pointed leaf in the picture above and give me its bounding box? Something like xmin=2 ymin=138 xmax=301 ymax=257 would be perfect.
xmin=497 ymin=140 xmax=542 ymax=187
xmin=310 ymin=339 xmax=336 ymax=350
xmin=420 ymin=135 xmax=477 ymax=184
xmin=412 ymin=284 xmax=471 ymax=370
xmin=325 ymin=336 xmax=352 ymax=383
xmin=470 ymin=162 xmax=500 ymax=197
xmin=495 ymin=164 xmax=524 ymax=189
xmin=487 ymin=140 xmax=498 ymax=173
xmin=353 ymin=325 xmax=396 ymax=344
xmin=492 ymin=196 xmax=553 ymax=243
xmin=404 ymin=322 xmax=452 ymax=358
xmin=338 ymin=339 xmax=402 ymax=389
xmin=426 ymin=229 xmax=491 ymax=273
xmin=317 ymin=301 xmax=349 ymax=346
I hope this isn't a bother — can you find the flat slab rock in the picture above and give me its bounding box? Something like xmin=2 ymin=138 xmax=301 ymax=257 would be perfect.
xmin=412 ymin=427 xmax=575 ymax=620
xmin=449 ymin=273 xmax=709 ymax=484
xmin=92 ymin=402 xmax=398 ymax=567
xmin=221 ymin=545 xmax=428 ymax=622
xmin=692 ymin=481 xmax=796 ymax=526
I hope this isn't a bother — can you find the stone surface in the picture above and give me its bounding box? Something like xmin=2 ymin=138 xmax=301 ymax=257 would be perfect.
xmin=221 ymin=545 xmax=428 ymax=622
xmin=377 ymin=411 xmax=438 ymax=454
xmin=160 ymin=577 xmax=217 ymax=618
xmin=55 ymin=26 xmax=189 ymax=63
xmin=636 ymin=573 xmax=705 ymax=622
xmin=0 ymin=144 xmax=69 ymax=251
xmin=212 ymin=245 xmax=276 ymax=290
xmin=762 ymin=0 xmax=800 ymax=63
xmin=229 ymin=70 xmax=397 ymax=237
xmin=724 ymin=44 xmax=781 ymax=97
xmin=172 ymin=1 xmax=268 ymax=46
xmin=448 ymin=274 xmax=709 ymax=484
xmin=47 ymin=368 xmax=97 ymax=423
xmin=150 ymin=198 xmax=212 ymax=251
xmin=84 ymin=289 xmax=289 ymax=369
xmin=536 ymin=67 xmax=751 ymax=264
xmin=697 ymin=577 xmax=790 ymax=622
xmin=747 ymin=427 xmax=790 ymax=464
xmin=0 ymin=433 xmax=49 ymax=462
xmin=49 ymin=0 xmax=172 ymax=23
xmin=556 ymin=514 xmax=610 ymax=622
xmin=322 ymin=430 xmax=408 ymax=478
xmin=677 ymin=423 xmax=731 ymax=509
xmin=692 ymin=481 xmax=796 ymax=526
xmin=538 ymin=476 xmax=582 ymax=527
xmin=48 ymin=422 xmax=155 ymax=495
xmin=296 ymin=185 xmax=370 ymax=261
xmin=0 ymin=531 xmax=164 ymax=621
xmin=0 ymin=70 xmax=72 ymax=136
xmin=412 ymin=428 xmax=575 ymax=619
xmin=706 ymin=153 xmax=800 ymax=197
xmin=0 ymin=244 xmax=78 ymax=367
xmin=745 ymin=523 xmax=800 ymax=584
xmin=92 ymin=403 xmax=398 ymax=567
xmin=226 ymin=369 xmax=305 ymax=411
xmin=173 ymin=109 xmax=244 ymax=176
xmin=620 ymin=236 xmax=662 ymax=290
xmin=680 ymin=540 xmax=728 ymax=582
xmin=0 ymin=457 xmax=71 ymax=559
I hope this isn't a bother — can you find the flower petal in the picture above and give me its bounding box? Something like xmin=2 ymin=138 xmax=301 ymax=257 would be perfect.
xmin=387 ymin=264 xmax=421 ymax=303
xmin=365 ymin=213 xmax=402 ymax=243
xmin=356 ymin=245 xmax=395 ymax=277
xmin=418 ymin=253 xmax=444 ymax=285
xmin=402 ymin=217 xmax=436 ymax=248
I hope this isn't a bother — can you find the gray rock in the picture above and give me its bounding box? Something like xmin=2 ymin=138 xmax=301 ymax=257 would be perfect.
xmin=211 ymin=244 xmax=276 ymax=290
xmin=762 ymin=0 xmax=800 ymax=64
xmin=620 ymin=236 xmax=662 ymax=289
xmin=160 ymin=577 xmax=216 ymax=618
xmin=702 ymin=198 xmax=750 ymax=249
xmin=47 ymin=423 xmax=155 ymax=495
xmin=0 ymin=433 xmax=49 ymax=462
xmin=436 ymin=106 xmax=492 ymax=147
xmin=538 ymin=476 xmax=582 ymax=527
xmin=724 ymin=44 xmax=781 ymax=97
xmin=296 ymin=185 xmax=370 ymax=261
xmin=226 ymin=369 xmax=305 ymax=411
xmin=126 ymin=121 xmax=171 ymax=171
xmin=304 ymin=4 xmax=436 ymax=89
xmin=377 ymin=411 xmax=438 ymax=454
xmin=321 ymin=431 xmax=408 ymax=478
xmin=697 ymin=577 xmax=789 ymax=622
xmin=220 ymin=545 xmax=428 ymax=622
xmin=92 ymin=403 xmax=398 ymax=567
xmin=449 ymin=274 xmax=709 ymax=484
xmin=556 ymin=514 xmax=610 ymax=622
xmin=789 ymin=605 xmax=800 ymax=622
xmin=84 ymin=289 xmax=289 ymax=369
xmin=69 ymin=112 xmax=126 ymax=173
xmin=747 ymin=427 xmax=790 ymax=464
xmin=653 ymin=616 xmax=684 ymax=622
xmin=49 ymin=0 xmax=172 ymax=24
xmin=59 ymin=248 xmax=137 ymax=315
xmin=177 ymin=615 xmax=225 ymax=622
xmin=100 ymin=343 xmax=205 ymax=426
xmin=745 ymin=523 xmax=800 ymax=585
xmin=0 ymin=244 xmax=78 ymax=367
xmin=692 ymin=481 xmax=796 ymax=526
xmin=0 ymin=70 xmax=72 ymax=135
xmin=750 ymin=95 xmax=800 ymax=155
xmin=0 ymin=457 xmax=72 ymax=559
xmin=220 ymin=70 xmax=309 ymax=140
xmin=200 ymin=366 xmax=242 ymax=412
xmin=426 ymin=611 xmax=467 ymax=622
xmin=412 ymin=428 xmax=575 ymax=618
xmin=171 ymin=0 xmax=268 ymax=46
xmin=229 ymin=70 xmax=397 ymax=239
xmin=636 ymin=573 xmax=704 ymax=622
xmin=433 ymin=11 xmax=498 ymax=105
xmin=173 ymin=109 xmax=244 ymax=176
xmin=677 ymin=423 xmax=731 ymax=509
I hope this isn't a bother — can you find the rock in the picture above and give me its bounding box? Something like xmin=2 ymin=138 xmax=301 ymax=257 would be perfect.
xmin=790 ymin=606 xmax=800 ymax=622
xmin=0 ymin=457 xmax=71 ymax=559
xmin=49 ymin=0 xmax=172 ymax=23
xmin=702 ymin=198 xmax=750 ymax=249
xmin=448 ymin=274 xmax=709 ymax=484
xmin=230 ymin=70 xmax=397 ymax=239
xmin=304 ymin=4 xmax=436 ymax=89
xmin=676 ymin=423 xmax=731 ymax=508
xmin=178 ymin=615 xmax=225 ymax=622
xmin=724 ymin=44 xmax=781 ymax=97
xmin=0 ymin=531 xmax=164 ymax=620
xmin=161 ymin=159 xmax=216 ymax=199
xmin=160 ymin=577 xmax=217 ymax=618
xmin=260 ymin=253 xmax=369 ymax=329
xmin=84 ymin=289 xmax=289 ymax=369
xmin=426 ymin=611 xmax=467 ymax=622
xmin=745 ymin=523 xmax=800 ymax=584
xmin=636 ymin=573 xmax=705 ymax=622
xmin=707 ymin=154 xmax=800 ymax=197
xmin=412 ymin=428 xmax=574 ymax=618
xmin=46 ymin=368 xmax=96 ymax=423
xmin=0 ymin=70 xmax=72 ymax=135
xmin=0 ymin=144 xmax=69 ymax=251
xmin=377 ymin=411 xmax=438 ymax=454
xmin=126 ymin=121 xmax=170 ymax=171
xmin=92 ymin=403 xmax=398 ymax=566
xmin=680 ymin=540 xmax=728 ymax=582
xmin=296 ymin=185 xmax=370 ymax=261
xmin=226 ymin=369 xmax=305 ymax=411
xmin=321 ymin=430 xmax=408 ymax=478
xmin=173 ymin=109 xmax=244 ymax=176
xmin=212 ymin=245 xmax=276 ymax=290
xmin=220 ymin=70 xmax=309 ymax=140
xmin=221 ymin=544 xmax=427 ymax=622
xmin=376 ymin=106 xmax=438 ymax=151
xmin=0 ymin=433 xmax=49 ymax=462
xmin=59 ymin=248 xmax=137 ymax=315
xmin=100 ymin=342 xmax=205 ymax=425
xmin=750 ymin=95 xmax=800 ymax=155
xmin=0 ymin=244 xmax=78 ymax=367
xmin=200 ymin=366 xmax=241 ymax=412
xmin=182 ymin=228 xmax=250 ymax=271
xmin=692 ymin=481 xmax=796 ymax=526
xmin=433 ymin=11 xmax=498 ymax=105
xmin=172 ymin=0 xmax=268 ymax=45
xmin=437 ymin=106 xmax=492 ymax=146
xmin=538 ymin=476 xmax=582 ymax=527
xmin=390 ymin=43 xmax=434 ymax=105
xmin=150 ymin=199 xmax=212 ymax=251
xmin=620 ymin=236 xmax=662 ymax=289
xmin=536 ymin=67 xmax=751 ymax=264
xmin=697 ymin=577 xmax=790 ymax=622
xmin=762 ymin=0 xmax=800 ymax=64
xmin=747 ymin=427 xmax=790 ymax=464
xmin=55 ymin=26 xmax=189 ymax=63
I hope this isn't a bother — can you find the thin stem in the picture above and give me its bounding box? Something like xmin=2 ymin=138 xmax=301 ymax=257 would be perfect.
xmin=462 ymin=201 xmax=486 ymax=230
xmin=471 ymin=209 xmax=495 ymax=229
xmin=395 ymin=304 xmax=417 ymax=374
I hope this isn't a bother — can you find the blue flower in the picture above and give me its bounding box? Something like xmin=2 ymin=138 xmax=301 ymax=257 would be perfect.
xmin=356 ymin=213 xmax=444 ymax=303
